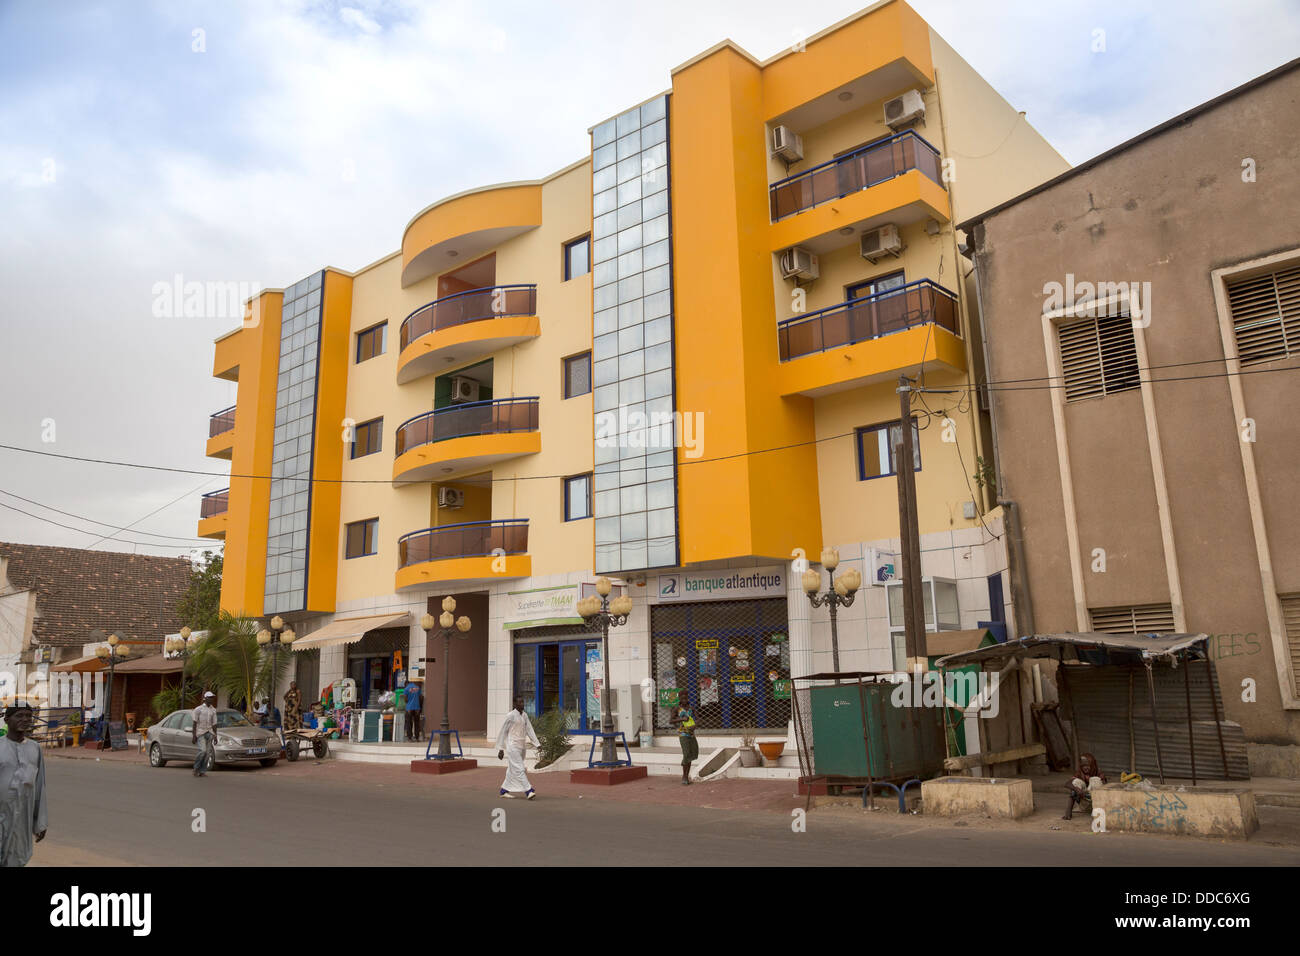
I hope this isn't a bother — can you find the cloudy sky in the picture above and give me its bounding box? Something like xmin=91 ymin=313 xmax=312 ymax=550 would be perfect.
xmin=1 ymin=0 xmax=1297 ymax=559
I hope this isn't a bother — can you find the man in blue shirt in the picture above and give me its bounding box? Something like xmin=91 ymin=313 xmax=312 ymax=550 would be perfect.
xmin=404 ymin=679 xmax=422 ymax=741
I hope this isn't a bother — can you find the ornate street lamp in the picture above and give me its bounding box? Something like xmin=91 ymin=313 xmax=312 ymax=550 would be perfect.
xmin=94 ymin=634 xmax=132 ymax=747
xmin=577 ymin=577 xmax=633 ymax=766
xmin=421 ymin=597 xmax=472 ymax=758
xmin=802 ymin=548 xmax=863 ymax=675
xmin=256 ymin=615 xmax=296 ymax=724
xmin=165 ymin=626 xmax=196 ymax=714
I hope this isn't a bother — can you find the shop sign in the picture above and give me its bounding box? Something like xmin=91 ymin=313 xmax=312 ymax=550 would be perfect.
xmin=773 ymin=679 xmax=792 ymax=700
xmin=658 ymin=687 xmax=680 ymax=707
xmin=654 ymin=566 xmax=785 ymax=603
xmin=868 ymin=548 xmax=899 ymax=585
xmin=694 ymin=638 xmax=718 ymax=650
xmin=504 ymin=585 xmax=584 ymax=630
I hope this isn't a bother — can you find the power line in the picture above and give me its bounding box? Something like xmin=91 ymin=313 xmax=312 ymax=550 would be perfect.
xmin=83 ymin=477 xmax=218 ymax=550
xmin=0 ymin=489 xmax=216 ymax=543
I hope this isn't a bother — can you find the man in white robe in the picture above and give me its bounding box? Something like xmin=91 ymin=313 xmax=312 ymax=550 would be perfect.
xmin=495 ymin=696 xmax=540 ymax=800
xmin=0 ymin=704 xmax=47 ymax=867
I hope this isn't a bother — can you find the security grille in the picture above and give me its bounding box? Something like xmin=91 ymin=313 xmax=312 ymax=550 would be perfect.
xmin=1058 ymin=313 xmax=1140 ymax=403
xmin=651 ymin=599 xmax=791 ymax=732
xmin=1089 ymin=603 xmax=1176 ymax=634
xmin=1281 ymin=594 xmax=1300 ymax=696
xmin=1228 ymin=264 xmax=1300 ymax=365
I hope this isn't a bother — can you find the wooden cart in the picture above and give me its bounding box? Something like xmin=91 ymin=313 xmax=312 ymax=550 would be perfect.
xmin=282 ymin=726 xmax=330 ymax=761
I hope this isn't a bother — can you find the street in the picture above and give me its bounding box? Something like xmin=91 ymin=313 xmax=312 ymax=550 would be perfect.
xmin=34 ymin=755 xmax=1300 ymax=867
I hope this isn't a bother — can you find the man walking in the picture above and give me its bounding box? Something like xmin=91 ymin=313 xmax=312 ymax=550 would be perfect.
xmin=192 ymin=691 xmax=218 ymax=777
xmin=494 ymin=697 xmax=540 ymax=800
xmin=0 ymin=703 xmax=47 ymax=866
xmin=404 ymin=678 xmax=422 ymax=741
xmin=671 ymin=694 xmax=697 ymax=785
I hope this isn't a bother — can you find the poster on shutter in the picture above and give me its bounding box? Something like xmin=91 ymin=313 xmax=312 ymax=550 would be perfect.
xmin=698 ymin=676 xmax=718 ymax=705
xmin=733 ymin=682 xmax=753 ymax=696
xmin=658 ymin=687 xmax=680 ymax=707
xmin=698 ymin=647 xmax=717 ymax=676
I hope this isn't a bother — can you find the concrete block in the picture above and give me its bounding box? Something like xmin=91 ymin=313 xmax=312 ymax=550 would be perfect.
xmin=921 ymin=775 xmax=1034 ymax=818
xmin=410 ymin=758 xmax=477 ymax=774
xmin=1248 ymin=743 xmax=1300 ymax=779
xmin=569 ymin=765 xmax=648 ymax=785
xmin=1094 ymin=783 xmax=1258 ymax=839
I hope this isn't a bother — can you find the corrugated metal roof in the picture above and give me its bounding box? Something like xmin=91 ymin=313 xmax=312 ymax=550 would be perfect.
xmin=934 ymin=632 xmax=1209 ymax=669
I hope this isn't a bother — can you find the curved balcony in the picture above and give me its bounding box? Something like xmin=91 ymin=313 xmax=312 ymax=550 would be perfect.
xmin=396 ymin=519 xmax=530 ymax=590
xmin=206 ymin=405 xmax=236 ymax=459
xmin=396 ymin=285 xmax=539 ymax=384
xmin=401 ymin=182 xmax=543 ymax=288
xmin=392 ymin=397 xmax=541 ymax=485
xmin=197 ymin=488 xmax=229 ymax=539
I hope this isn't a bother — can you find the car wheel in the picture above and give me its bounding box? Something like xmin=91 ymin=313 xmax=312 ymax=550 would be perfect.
xmin=259 ymin=758 xmax=278 ymax=768
xmin=149 ymin=743 xmax=167 ymax=768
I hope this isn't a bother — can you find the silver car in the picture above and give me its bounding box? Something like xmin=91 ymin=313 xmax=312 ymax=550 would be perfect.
xmin=146 ymin=709 xmax=282 ymax=769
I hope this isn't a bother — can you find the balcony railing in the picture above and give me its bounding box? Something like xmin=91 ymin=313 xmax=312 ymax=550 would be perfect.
xmin=777 ymin=278 xmax=959 ymax=361
xmin=200 ymin=488 xmax=230 ymax=518
xmin=769 ymin=130 xmax=943 ymax=222
xmin=394 ymin=397 xmax=540 ymax=456
xmin=399 ymin=285 xmax=537 ymax=351
xmin=398 ymin=519 xmax=529 ymax=567
xmin=209 ymin=405 xmax=236 ymax=438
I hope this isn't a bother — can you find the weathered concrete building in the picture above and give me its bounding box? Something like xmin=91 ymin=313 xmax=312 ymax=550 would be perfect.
xmin=960 ymin=58 xmax=1300 ymax=765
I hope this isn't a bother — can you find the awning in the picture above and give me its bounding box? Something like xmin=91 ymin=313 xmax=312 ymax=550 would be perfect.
xmin=934 ymin=631 xmax=1209 ymax=669
xmin=114 ymin=654 xmax=183 ymax=675
xmin=290 ymin=612 xmax=412 ymax=651
xmin=51 ymin=655 xmax=107 ymax=673
xmin=924 ymin=628 xmax=993 ymax=658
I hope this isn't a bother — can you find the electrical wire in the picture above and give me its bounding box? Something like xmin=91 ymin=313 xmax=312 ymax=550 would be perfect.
xmin=0 ymin=489 xmax=216 ymax=543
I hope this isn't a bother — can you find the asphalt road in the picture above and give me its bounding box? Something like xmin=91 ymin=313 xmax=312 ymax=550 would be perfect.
xmin=34 ymin=756 xmax=1300 ymax=867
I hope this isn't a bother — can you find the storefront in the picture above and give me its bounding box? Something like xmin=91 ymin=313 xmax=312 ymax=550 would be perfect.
xmin=504 ymin=584 xmax=607 ymax=733
xmin=648 ymin=567 xmax=791 ymax=733
xmin=345 ymin=627 xmax=410 ymax=710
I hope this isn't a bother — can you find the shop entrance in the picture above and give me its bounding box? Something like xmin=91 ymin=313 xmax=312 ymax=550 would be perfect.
xmin=513 ymin=635 xmax=603 ymax=733
xmin=651 ymin=598 xmax=791 ymax=732
xmin=346 ymin=626 xmax=409 ymax=710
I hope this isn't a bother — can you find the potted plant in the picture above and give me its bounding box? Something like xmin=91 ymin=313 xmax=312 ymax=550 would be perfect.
xmin=67 ymin=710 xmax=82 ymax=747
xmin=737 ymin=734 xmax=760 ymax=768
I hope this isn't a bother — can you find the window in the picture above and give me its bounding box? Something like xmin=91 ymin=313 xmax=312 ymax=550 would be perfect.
xmin=564 ymin=473 xmax=593 ymax=521
xmin=351 ymin=417 xmax=382 ymax=459
xmin=345 ymin=518 xmax=378 ymax=558
xmin=1089 ymin=603 xmax=1176 ymax=633
xmin=355 ymin=323 xmax=387 ymax=363
xmin=1058 ymin=314 xmax=1139 ymax=402
xmin=564 ymin=235 xmax=591 ymax=280
xmin=847 ymin=270 xmax=906 ymax=302
xmin=856 ymin=419 xmax=921 ymax=480
xmin=563 ymin=352 xmax=592 ymax=398
xmin=1228 ymin=264 xmax=1300 ymax=365
xmin=1281 ymin=594 xmax=1300 ymax=696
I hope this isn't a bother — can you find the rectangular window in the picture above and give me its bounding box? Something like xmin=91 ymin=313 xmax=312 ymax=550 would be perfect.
xmin=564 ymin=235 xmax=591 ymax=280
xmin=1089 ymin=603 xmax=1176 ymax=633
xmin=1228 ymin=264 xmax=1300 ymax=365
xmin=564 ymin=473 xmax=593 ymax=521
xmin=351 ymin=417 xmax=382 ymax=459
xmin=1281 ymin=594 xmax=1300 ymax=696
xmin=345 ymin=518 xmax=378 ymax=558
xmin=1058 ymin=314 xmax=1140 ymax=402
xmin=356 ymin=323 xmax=387 ymax=363
xmin=846 ymin=270 xmax=906 ymax=302
xmin=856 ymin=419 xmax=921 ymax=480
xmin=564 ymin=352 xmax=592 ymax=398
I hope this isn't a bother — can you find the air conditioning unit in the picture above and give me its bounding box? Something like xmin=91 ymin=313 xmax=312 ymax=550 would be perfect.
xmin=771 ymin=125 xmax=803 ymax=163
xmin=883 ymin=89 xmax=926 ymax=130
xmin=449 ymin=376 xmax=480 ymax=403
xmin=860 ymin=224 xmax=904 ymax=262
xmin=437 ymin=487 xmax=464 ymax=509
xmin=779 ymin=247 xmax=819 ymax=281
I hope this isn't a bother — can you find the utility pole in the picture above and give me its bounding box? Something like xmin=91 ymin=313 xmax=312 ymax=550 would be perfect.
xmin=895 ymin=376 xmax=926 ymax=664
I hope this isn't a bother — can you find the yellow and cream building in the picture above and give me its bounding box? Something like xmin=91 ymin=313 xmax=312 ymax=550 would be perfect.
xmin=201 ymin=0 xmax=1068 ymax=740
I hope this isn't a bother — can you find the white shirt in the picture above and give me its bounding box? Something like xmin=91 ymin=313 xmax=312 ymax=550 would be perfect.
xmin=495 ymin=710 xmax=540 ymax=751
xmin=192 ymin=703 xmax=218 ymax=736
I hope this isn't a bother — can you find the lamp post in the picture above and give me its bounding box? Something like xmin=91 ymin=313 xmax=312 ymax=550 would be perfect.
xmin=165 ymin=626 xmax=196 ymax=713
xmin=421 ymin=598 xmax=472 ymax=757
xmin=577 ymin=577 xmax=633 ymax=766
xmin=801 ymin=549 xmax=863 ymax=675
xmin=256 ymin=615 xmax=296 ymax=723
xmin=94 ymin=634 xmax=132 ymax=747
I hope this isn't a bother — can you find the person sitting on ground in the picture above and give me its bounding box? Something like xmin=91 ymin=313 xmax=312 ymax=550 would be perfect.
xmin=1063 ymin=752 xmax=1106 ymax=820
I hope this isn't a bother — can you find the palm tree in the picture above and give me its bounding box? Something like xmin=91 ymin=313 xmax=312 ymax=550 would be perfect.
xmin=189 ymin=611 xmax=290 ymax=717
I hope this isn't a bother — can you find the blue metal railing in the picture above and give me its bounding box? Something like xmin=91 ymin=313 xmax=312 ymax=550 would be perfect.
xmin=777 ymin=278 xmax=958 ymax=361
xmin=394 ymin=397 xmax=540 ymax=456
xmin=398 ymin=519 xmax=529 ymax=567
xmin=769 ymin=130 xmax=943 ymax=222
xmin=399 ymin=284 xmax=537 ymax=350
